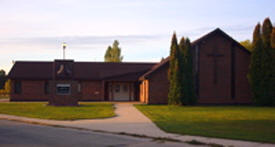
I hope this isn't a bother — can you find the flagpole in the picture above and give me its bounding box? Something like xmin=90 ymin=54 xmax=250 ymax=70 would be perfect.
xmin=62 ymin=42 xmax=67 ymax=60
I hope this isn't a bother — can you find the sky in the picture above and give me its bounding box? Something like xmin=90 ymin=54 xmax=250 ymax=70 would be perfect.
xmin=0 ymin=0 xmax=274 ymax=72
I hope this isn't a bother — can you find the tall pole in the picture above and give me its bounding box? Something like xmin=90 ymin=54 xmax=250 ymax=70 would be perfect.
xmin=62 ymin=42 xmax=67 ymax=60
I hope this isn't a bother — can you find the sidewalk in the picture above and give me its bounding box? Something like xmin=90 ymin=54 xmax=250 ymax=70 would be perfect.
xmin=0 ymin=103 xmax=274 ymax=147
xmin=0 ymin=98 xmax=9 ymax=102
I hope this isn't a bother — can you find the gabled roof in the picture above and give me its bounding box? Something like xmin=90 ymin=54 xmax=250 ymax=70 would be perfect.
xmin=8 ymin=61 xmax=156 ymax=81
xmin=139 ymin=57 xmax=169 ymax=80
xmin=140 ymin=28 xmax=251 ymax=80
xmin=192 ymin=28 xmax=251 ymax=54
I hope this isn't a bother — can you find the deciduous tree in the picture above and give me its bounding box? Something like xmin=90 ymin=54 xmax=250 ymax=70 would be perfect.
xmin=240 ymin=39 xmax=253 ymax=52
xmin=104 ymin=40 xmax=123 ymax=62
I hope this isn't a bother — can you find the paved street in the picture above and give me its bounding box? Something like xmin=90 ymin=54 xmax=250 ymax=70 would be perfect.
xmin=0 ymin=120 xmax=199 ymax=147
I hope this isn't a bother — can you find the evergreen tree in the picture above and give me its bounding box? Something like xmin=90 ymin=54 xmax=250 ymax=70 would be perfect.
xmin=249 ymin=19 xmax=275 ymax=106
xmin=271 ymin=27 xmax=275 ymax=104
xmin=178 ymin=37 xmax=197 ymax=105
xmin=178 ymin=37 xmax=185 ymax=103
xmin=183 ymin=39 xmax=196 ymax=105
xmin=104 ymin=40 xmax=123 ymax=62
xmin=262 ymin=18 xmax=273 ymax=48
xmin=261 ymin=18 xmax=274 ymax=105
xmin=168 ymin=33 xmax=178 ymax=79
xmin=249 ymin=23 xmax=264 ymax=105
xmin=168 ymin=33 xmax=182 ymax=105
xmin=169 ymin=60 xmax=182 ymax=105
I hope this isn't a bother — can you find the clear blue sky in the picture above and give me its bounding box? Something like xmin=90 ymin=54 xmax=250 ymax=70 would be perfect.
xmin=0 ymin=0 xmax=274 ymax=72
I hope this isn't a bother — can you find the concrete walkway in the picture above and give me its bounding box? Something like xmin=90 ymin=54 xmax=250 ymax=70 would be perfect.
xmin=0 ymin=103 xmax=274 ymax=147
xmin=0 ymin=98 xmax=9 ymax=102
xmin=66 ymin=103 xmax=171 ymax=137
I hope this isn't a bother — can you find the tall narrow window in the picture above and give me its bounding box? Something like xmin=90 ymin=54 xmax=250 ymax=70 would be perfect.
xmin=14 ymin=81 xmax=21 ymax=94
xmin=44 ymin=81 xmax=49 ymax=94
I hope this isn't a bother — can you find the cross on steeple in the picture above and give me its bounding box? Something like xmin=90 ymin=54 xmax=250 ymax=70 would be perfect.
xmin=208 ymin=48 xmax=224 ymax=84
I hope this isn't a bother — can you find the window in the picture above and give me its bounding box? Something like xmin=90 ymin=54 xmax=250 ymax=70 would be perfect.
xmin=14 ymin=81 xmax=21 ymax=94
xmin=56 ymin=84 xmax=71 ymax=95
xmin=44 ymin=81 xmax=49 ymax=94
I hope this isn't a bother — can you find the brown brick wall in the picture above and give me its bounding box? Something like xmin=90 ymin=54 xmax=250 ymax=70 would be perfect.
xmin=146 ymin=63 xmax=169 ymax=104
xmin=234 ymin=45 xmax=252 ymax=103
xmin=81 ymin=81 xmax=104 ymax=101
xmin=10 ymin=80 xmax=50 ymax=101
xmin=197 ymin=34 xmax=252 ymax=104
xmin=10 ymin=80 xmax=105 ymax=102
xmin=198 ymin=34 xmax=232 ymax=101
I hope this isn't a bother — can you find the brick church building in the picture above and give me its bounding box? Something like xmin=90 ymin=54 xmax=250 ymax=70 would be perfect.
xmin=8 ymin=28 xmax=252 ymax=104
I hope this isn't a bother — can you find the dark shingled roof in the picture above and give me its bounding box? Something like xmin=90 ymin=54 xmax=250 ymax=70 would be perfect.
xmin=8 ymin=61 xmax=53 ymax=80
xmin=140 ymin=28 xmax=251 ymax=80
xmin=8 ymin=61 xmax=156 ymax=81
xmin=139 ymin=57 xmax=169 ymax=80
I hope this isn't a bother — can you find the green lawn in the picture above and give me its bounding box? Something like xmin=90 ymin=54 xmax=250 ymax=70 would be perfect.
xmin=0 ymin=102 xmax=115 ymax=120
xmin=135 ymin=105 xmax=275 ymax=143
